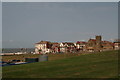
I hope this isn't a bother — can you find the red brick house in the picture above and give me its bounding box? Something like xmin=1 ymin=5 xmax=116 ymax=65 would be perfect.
xmin=101 ymin=41 xmax=114 ymax=51
xmin=86 ymin=36 xmax=114 ymax=52
xmin=86 ymin=39 xmax=97 ymax=52
xmin=86 ymin=36 xmax=103 ymax=52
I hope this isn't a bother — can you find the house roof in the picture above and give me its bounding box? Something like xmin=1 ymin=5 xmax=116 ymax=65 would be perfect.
xmin=67 ymin=42 xmax=75 ymax=46
xmin=102 ymin=41 xmax=113 ymax=44
xmin=61 ymin=42 xmax=75 ymax=46
xmin=102 ymin=41 xmax=114 ymax=46
xmin=52 ymin=43 xmax=60 ymax=48
xmin=89 ymin=39 xmax=96 ymax=41
xmin=114 ymin=41 xmax=120 ymax=43
xmin=76 ymin=41 xmax=87 ymax=44
xmin=52 ymin=43 xmax=60 ymax=46
xmin=52 ymin=42 xmax=59 ymax=45
xmin=35 ymin=41 xmax=50 ymax=44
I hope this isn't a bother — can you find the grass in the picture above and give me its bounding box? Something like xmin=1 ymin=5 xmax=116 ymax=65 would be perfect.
xmin=2 ymin=50 xmax=118 ymax=78
xmin=2 ymin=53 xmax=79 ymax=62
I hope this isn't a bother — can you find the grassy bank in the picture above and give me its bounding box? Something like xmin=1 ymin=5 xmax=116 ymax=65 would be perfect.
xmin=2 ymin=53 xmax=80 ymax=62
xmin=2 ymin=50 xmax=118 ymax=78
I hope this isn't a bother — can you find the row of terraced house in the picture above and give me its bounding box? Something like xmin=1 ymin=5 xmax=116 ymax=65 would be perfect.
xmin=35 ymin=36 xmax=120 ymax=54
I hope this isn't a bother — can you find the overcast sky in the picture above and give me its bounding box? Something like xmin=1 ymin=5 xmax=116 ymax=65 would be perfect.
xmin=2 ymin=0 xmax=120 ymax=2
xmin=2 ymin=2 xmax=118 ymax=48
xmin=0 ymin=2 xmax=2 ymax=49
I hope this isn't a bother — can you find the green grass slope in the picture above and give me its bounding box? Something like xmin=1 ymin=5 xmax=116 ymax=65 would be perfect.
xmin=2 ymin=50 xmax=118 ymax=78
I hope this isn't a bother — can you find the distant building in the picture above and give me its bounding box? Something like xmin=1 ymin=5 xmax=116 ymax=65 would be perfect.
xmin=86 ymin=38 xmax=96 ymax=52
xmin=75 ymin=41 xmax=87 ymax=52
xmin=86 ymin=35 xmax=114 ymax=52
xmin=51 ymin=42 xmax=60 ymax=53
xmin=95 ymin=36 xmax=103 ymax=51
xmin=35 ymin=36 xmax=116 ymax=54
xmin=35 ymin=41 xmax=52 ymax=54
xmin=86 ymin=36 xmax=103 ymax=52
xmin=59 ymin=43 xmax=66 ymax=53
xmin=102 ymin=41 xmax=114 ymax=51
xmin=60 ymin=42 xmax=76 ymax=53
xmin=114 ymin=41 xmax=120 ymax=50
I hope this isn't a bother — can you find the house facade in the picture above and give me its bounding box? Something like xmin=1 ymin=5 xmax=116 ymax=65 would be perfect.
xmin=114 ymin=42 xmax=120 ymax=50
xmin=86 ymin=36 xmax=103 ymax=52
xmin=60 ymin=42 xmax=76 ymax=53
xmin=35 ymin=41 xmax=52 ymax=54
xmin=86 ymin=36 xmax=114 ymax=52
xmin=75 ymin=41 xmax=86 ymax=52
xmin=86 ymin=39 xmax=96 ymax=52
xmin=35 ymin=36 xmax=118 ymax=54
xmin=51 ymin=43 xmax=60 ymax=53
xmin=102 ymin=41 xmax=114 ymax=51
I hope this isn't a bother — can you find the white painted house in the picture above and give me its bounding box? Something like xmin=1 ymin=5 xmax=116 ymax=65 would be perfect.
xmin=35 ymin=41 xmax=52 ymax=54
xmin=60 ymin=43 xmax=66 ymax=53
xmin=114 ymin=42 xmax=120 ymax=50
xmin=60 ymin=42 xmax=76 ymax=53
xmin=75 ymin=41 xmax=87 ymax=52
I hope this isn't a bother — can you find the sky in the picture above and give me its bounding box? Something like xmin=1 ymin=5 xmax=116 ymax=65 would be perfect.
xmin=2 ymin=2 xmax=118 ymax=48
xmin=0 ymin=2 xmax=2 ymax=50
xmin=1 ymin=0 xmax=120 ymax=2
